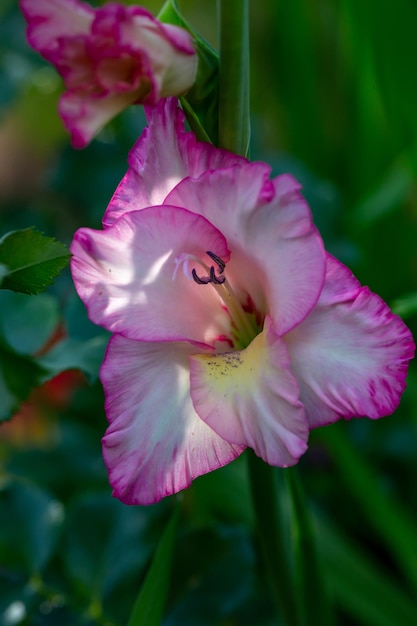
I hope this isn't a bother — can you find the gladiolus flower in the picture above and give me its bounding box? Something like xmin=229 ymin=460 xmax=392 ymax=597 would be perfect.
xmin=20 ymin=0 xmax=197 ymax=148
xmin=70 ymin=98 xmax=415 ymax=504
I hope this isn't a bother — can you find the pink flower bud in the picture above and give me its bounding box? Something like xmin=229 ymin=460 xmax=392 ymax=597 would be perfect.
xmin=20 ymin=0 xmax=197 ymax=147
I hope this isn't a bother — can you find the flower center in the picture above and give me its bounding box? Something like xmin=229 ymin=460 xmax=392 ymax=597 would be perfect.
xmin=174 ymin=250 xmax=261 ymax=349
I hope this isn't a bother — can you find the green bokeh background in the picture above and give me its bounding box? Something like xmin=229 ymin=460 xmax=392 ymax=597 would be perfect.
xmin=1 ymin=1 xmax=417 ymax=624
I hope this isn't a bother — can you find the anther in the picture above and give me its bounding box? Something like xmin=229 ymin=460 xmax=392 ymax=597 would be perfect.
xmin=191 ymin=250 xmax=227 ymax=286
xmin=209 ymin=266 xmax=225 ymax=284
xmin=206 ymin=251 xmax=225 ymax=274
xmin=192 ymin=268 xmax=211 ymax=284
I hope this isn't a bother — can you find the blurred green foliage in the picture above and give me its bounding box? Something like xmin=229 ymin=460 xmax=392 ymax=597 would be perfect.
xmin=0 ymin=1 xmax=417 ymax=625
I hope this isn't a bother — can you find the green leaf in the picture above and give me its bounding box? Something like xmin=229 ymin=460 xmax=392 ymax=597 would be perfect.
xmin=63 ymin=493 xmax=161 ymax=622
xmin=0 ymin=291 xmax=59 ymax=355
xmin=165 ymin=524 xmax=255 ymax=626
xmin=316 ymin=515 xmax=417 ymax=626
xmin=247 ymin=452 xmax=298 ymax=626
xmin=350 ymin=158 xmax=413 ymax=226
xmin=158 ymin=0 xmax=219 ymax=144
xmin=391 ymin=292 xmax=417 ymax=318
xmin=0 ymin=342 xmax=46 ymax=422
xmin=319 ymin=425 xmax=417 ymax=593
xmin=366 ymin=0 xmax=417 ymax=148
xmin=127 ymin=505 xmax=180 ymax=626
xmin=179 ymin=96 xmax=212 ymax=144
xmin=38 ymin=335 xmax=109 ymax=384
xmin=0 ymin=263 xmax=8 ymax=282
xmin=286 ymin=468 xmax=334 ymax=626
xmin=0 ymin=291 xmax=61 ymax=422
xmin=190 ymin=455 xmax=253 ymax=525
xmin=0 ymin=479 xmax=64 ymax=574
xmin=0 ymin=228 xmax=70 ymax=295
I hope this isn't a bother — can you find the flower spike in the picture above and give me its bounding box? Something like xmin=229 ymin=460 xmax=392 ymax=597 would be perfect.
xmin=70 ymin=100 xmax=415 ymax=504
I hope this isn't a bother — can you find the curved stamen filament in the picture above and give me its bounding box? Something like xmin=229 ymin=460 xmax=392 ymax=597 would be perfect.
xmin=198 ymin=252 xmax=258 ymax=346
xmin=173 ymin=252 xmax=210 ymax=281
xmin=214 ymin=278 xmax=259 ymax=347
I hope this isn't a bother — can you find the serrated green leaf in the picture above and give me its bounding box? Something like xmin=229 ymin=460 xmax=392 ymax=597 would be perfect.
xmin=158 ymin=0 xmax=219 ymax=144
xmin=0 ymin=228 xmax=70 ymax=294
xmin=127 ymin=505 xmax=180 ymax=626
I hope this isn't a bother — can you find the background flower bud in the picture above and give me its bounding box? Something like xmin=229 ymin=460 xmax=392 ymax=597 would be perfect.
xmin=20 ymin=0 xmax=197 ymax=147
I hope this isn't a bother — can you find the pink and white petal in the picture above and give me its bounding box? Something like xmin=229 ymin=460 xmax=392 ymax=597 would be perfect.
xmin=59 ymin=90 xmax=139 ymax=148
xmin=101 ymin=335 xmax=244 ymax=505
xmin=118 ymin=18 xmax=197 ymax=97
xmin=157 ymin=46 xmax=198 ymax=99
xmin=20 ymin=0 xmax=93 ymax=60
xmin=103 ymin=98 xmax=248 ymax=226
xmin=115 ymin=7 xmax=196 ymax=56
xmin=55 ymin=36 xmax=94 ymax=90
xmin=90 ymin=3 xmax=153 ymax=41
xmin=92 ymin=4 xmax=195 ymax=56
xmin=93 ymin=54 xmax=150 ymax=95
xmin=70 ymin=205 xmax=231 ymax=345
xmin=166 ymin=167 xmax=326 ymax=334
xmin=285 ymin=255 xmax=415 ymax=428
xmin=159 ymin=22 xmax=198 ymax=55
xmin=91 ymin=4 xmax=159 ymax=50
xmin=190 ymin=317 xmax=309 ymax=467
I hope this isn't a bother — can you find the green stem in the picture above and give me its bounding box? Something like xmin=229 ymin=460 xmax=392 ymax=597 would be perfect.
xmin=247 ymin=451 xmax=299 ymax=626
xmin=217 ymin=0 xmax=250 ymax=155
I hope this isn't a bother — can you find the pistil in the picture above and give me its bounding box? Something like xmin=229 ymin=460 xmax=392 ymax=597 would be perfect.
xmin=214 ymin=277 xmax=259 ymax=348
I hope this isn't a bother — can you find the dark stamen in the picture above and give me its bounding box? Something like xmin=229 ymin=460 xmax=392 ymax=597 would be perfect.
xmin=207 ymin=251 xmax=225 ymax=273
xmin=191 ymin=251 xmax=227 ymax=286
xmin=210 ymin=266 xmax=226 ymax=284
xmin=192 ymin=268 xmax=211 ymax=284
